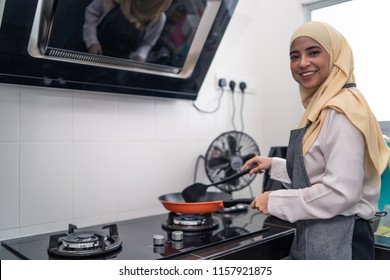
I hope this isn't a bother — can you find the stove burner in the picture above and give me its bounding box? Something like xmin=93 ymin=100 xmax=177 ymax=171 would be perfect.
xmin=173 ymin=215 xmax=207 ymax=226
xmin=48 ymin=224 xmax=122 ymax=258
xmin=61 ymin=231 xmax=107 ymax=249
xmin=162 ymin=212 xmax=219 ymax=233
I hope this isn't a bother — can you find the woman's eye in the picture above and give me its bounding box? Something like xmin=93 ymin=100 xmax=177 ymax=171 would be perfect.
xmin=309 ymin=51 xmax=321 ymax=56
xmin=290 ymin=55 xmax=299 ymax=60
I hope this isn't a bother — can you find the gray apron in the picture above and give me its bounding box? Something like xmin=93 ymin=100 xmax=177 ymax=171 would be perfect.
xmin=286 ymin=124 xmax=355 ymax=259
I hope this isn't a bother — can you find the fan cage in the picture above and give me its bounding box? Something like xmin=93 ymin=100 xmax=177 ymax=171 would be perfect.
xmin=204 ymin=131 xmax=260 ymax=193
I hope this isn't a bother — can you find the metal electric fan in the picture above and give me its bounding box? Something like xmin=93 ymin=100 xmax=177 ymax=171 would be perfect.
xmin=204 ymin=131 xmax=260 ymax=193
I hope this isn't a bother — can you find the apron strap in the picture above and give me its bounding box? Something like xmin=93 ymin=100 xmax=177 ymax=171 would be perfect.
xmin=343 ymin=83 xmax=357 ymax=88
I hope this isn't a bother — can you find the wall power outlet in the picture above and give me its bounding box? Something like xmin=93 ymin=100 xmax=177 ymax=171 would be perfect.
xmin=214 ymin=73 xmax=257 ymax=94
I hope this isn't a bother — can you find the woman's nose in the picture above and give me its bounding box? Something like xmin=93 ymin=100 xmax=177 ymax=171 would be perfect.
xmin=299 ymin=55 xmax=310 ymax=68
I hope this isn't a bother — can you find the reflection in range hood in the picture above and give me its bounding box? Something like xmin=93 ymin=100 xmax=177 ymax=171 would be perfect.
xmin=0 ymin=0 xmax=238 ymax=100
xmin=28 ymin=0 xmax=222 ymax=78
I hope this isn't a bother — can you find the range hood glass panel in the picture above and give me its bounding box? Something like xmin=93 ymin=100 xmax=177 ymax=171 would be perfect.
xmin=0 ymin=0 xmax=238 ymax=100
xmin=28 ymin=0 xmax=218 ymax=77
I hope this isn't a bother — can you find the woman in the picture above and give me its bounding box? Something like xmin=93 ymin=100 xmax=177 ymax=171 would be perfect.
xmin=241 ymin=21 xmax=390 ymax=259
xmin=83 ymin=0 xmax=172 ymax=60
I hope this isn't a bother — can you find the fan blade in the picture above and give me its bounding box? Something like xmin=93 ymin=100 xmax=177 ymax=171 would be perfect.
xmin=207 ymin=157 xmax=230 ymax=169
xmin=227 ymin=135 xmax=237 ymax=156
xmin=225 ymin=169 xmax=239 ymax=186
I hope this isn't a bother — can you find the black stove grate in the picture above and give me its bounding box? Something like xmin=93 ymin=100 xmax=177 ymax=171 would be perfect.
xmin=47 ymin=224 xmax=122 ymax=258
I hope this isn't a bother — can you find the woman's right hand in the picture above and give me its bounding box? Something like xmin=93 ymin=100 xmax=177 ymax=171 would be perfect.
xmin=241 ymin=156 xmax=272 ymax=176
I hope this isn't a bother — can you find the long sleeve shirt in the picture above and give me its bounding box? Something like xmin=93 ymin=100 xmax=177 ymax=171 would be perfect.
xmin=268 ymin=109 xmax=380 ymax=223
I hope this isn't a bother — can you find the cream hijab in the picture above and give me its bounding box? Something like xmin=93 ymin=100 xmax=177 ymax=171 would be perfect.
xmin=291 ymin=21 xmax=390 ymax=180
xmin=107 ymin=0 xmax=172 ymax=27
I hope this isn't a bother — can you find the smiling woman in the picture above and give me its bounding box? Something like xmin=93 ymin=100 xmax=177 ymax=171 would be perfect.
xmin=240 ymin=21 xmax=390 ymax=260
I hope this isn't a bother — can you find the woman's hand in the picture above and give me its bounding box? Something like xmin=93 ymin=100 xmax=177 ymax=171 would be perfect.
xmin=240 ymin=156 xmax=273 ymax=176
xmin=88 ymin=43 xmax=103 ymax=55
xmin=250 ymin=191 xmax=271 ymax=214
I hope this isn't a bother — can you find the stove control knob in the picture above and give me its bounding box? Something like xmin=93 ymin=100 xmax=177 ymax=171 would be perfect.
xmin=171 ymin=231 xmax=183 ymax=241
xmin=153 ymin=234 xmax=165 ymax=246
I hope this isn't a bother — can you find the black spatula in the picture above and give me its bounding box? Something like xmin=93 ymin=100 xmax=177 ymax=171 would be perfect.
xmin=182 ymin=165 xmax=257 ymax=202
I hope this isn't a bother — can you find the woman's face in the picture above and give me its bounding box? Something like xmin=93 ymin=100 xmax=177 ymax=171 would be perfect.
xmin=289 ymin=36 xmax=330 ymax=90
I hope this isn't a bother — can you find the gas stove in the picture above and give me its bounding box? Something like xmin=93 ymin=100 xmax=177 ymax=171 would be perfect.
xmin=1 ymin=208 xmax=295 ymax=260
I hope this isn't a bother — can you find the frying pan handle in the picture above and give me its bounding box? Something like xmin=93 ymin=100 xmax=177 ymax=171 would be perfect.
xmin=214 ymin=165 xmax=257 ymax=186
xmin=223 ymin=198 xmax=253 ymax=208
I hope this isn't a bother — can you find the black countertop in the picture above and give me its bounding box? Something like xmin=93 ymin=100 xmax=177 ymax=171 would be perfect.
xmin=1 ymin=209 xmax=295 ymax=260
xmin=0 ymin=245 xmax=20 ymax=260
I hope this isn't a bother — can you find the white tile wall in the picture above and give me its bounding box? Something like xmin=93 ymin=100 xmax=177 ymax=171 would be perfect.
xmin=155 ymin=99 xmax=190 ymax=141
xmin=0 ymin=143 xmax=19 ymax=230
xmin=73 ymin=142 xmax=116 ymax=220
xmin=154 ymin=141 xmax=195 ymax=194
xmin=19 ymin=142 xmax=72 ymax=227
xmin=73 ymin=92 xmax=116 ymax=141
xmin=187 ymin=83 xmax=221 ymax=141
xmin=117 ymin=95 xmax=156 ymax=141
xmin=0 ymin=85 xmax=20 ymax=240
xmin=20 ymin=87 xmax=73 ymax=141
xmin=116 ymin=141 xmax=158 ymax=214
xmin=0 ymin=85 xmax=19 ymax=141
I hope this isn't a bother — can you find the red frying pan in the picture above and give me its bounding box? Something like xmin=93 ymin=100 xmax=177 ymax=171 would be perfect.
xmin=158 ymin=192 xmax=253 ymax=214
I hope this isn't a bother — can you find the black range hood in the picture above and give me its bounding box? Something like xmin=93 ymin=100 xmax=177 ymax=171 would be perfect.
xmin=0 ymin=0 xmax=238 ymax=100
